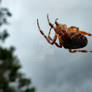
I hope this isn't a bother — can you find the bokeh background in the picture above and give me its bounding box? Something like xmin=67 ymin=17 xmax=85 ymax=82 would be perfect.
xmin=3 ymin=0 xmax=92 ymax=92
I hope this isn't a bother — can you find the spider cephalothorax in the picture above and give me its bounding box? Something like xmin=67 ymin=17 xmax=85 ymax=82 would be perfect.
xmin=37 ymin=15 xmax=92 ymax=53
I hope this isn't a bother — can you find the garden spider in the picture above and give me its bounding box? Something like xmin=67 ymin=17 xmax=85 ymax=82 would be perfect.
xmin=37 ymin=15 xmax=92 ymax=53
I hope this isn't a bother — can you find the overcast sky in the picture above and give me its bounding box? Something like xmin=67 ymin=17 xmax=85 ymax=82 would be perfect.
xmin=2 ymin=0 xmax=92 ymax=92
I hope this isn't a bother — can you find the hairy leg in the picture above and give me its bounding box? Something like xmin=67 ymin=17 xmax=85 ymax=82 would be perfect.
xmin=47 ymin=14 xmax=56 ymax=30
xmin=37 ymin=19 xmax=57 ymax=45
xmin=69 ymin=49 xmax=92 ymax=53
xmin=55 ymin=18 xmax=59 ymax=26
xmin=69 ymin=26 xmax=79 ymax=30
xmin=68 ymin=26 xmax=92 ymax=36
xmin=48 ymin=28 xmax=62 ymax=48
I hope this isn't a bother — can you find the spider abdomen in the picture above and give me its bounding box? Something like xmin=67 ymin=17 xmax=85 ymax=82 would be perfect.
xmin=62 ymin=32 xmax=88 ymax=49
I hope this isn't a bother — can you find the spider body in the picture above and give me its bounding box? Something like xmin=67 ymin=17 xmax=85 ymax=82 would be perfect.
xmin=62 ymin=32 xmax=88 ymax=49
xmin=37 ymin=15 xmax=92 ymax=53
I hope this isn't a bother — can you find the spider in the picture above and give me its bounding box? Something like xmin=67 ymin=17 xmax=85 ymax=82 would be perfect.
xmin=37 ymin=15 xmax=92 ymax=53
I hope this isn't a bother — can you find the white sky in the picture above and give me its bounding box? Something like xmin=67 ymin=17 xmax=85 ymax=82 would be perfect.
xmin=2 ymin=0 xmax=92 ymax=92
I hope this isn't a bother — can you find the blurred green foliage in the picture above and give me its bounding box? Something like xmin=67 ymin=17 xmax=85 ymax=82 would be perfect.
xmin=0 ymin=1 xmax=35 ymax=92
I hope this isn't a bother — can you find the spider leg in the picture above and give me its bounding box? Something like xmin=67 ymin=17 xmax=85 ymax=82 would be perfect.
xmin=69 ymin=26 xmax=79 ymax=30
xmin=55 ymin=18 xmax=59 ymax=26
xmin=68 ymin=26 xmax=92 ymax=36
xmin=37 ymin=19 xmax=57 ymax=45
xmin=58 ymin=36 xmax=63 ymax=48
xmin=48 ymin=28 xmax=62 ymax=48
xmin=47 ymin=14 xmax=56 ymax=30
xmin=48 ymin=27 xmax=52 ymax=40
xmin=69 ymin=49 xmax=92 ymax=53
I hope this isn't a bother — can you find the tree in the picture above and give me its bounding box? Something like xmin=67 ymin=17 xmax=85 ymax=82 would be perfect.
xmin=0 ymin=1 xmax=35 ymax=92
